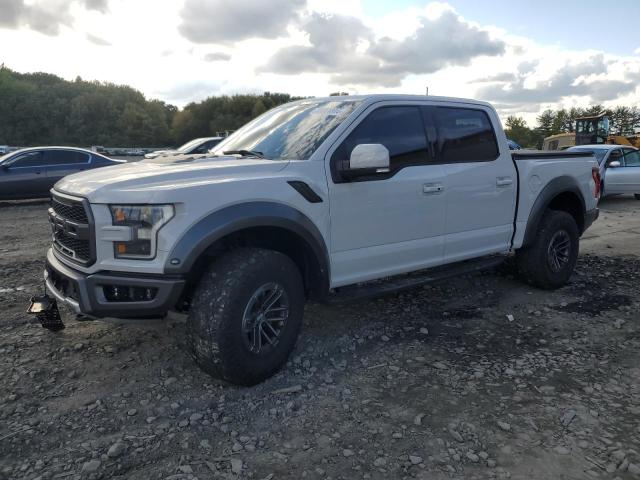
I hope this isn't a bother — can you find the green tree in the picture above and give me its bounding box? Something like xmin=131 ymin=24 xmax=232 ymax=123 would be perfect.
xmin=536 ymin=110 xmax=555 ymax=138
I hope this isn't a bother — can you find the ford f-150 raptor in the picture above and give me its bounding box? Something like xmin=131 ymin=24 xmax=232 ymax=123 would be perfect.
xmin=40 ymin=95 xmax=601 ymax=385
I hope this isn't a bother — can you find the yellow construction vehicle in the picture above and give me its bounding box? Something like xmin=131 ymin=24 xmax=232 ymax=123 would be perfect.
xmin=575 ymin=114 xmax=640 ymax=147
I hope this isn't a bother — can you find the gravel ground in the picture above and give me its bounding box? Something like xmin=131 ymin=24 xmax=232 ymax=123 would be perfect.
xmin=1 ymin=197 xmax=639 ymax=480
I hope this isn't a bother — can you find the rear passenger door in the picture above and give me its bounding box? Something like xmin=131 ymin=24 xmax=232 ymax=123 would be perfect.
xmin=428 ymin=105 xmax=517 ymax=262
xmin=326 ymin=103 xmax=447 ymax=287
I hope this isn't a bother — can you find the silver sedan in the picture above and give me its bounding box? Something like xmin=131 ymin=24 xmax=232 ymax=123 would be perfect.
xmin=567 ymin=145 xmax=640 ymax=199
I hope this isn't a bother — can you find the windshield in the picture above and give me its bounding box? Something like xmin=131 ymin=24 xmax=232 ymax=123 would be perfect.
xmin=568 ymin=147 xmax=608 ymax=164
xmin=177 ymin=138 xmax=207 ymax=152
xmin=211 ymin=99 xmax=362 ymax=160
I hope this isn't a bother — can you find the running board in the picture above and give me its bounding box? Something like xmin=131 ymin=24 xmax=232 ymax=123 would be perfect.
xmin=325 ymin=256 xmax=506 ymax=304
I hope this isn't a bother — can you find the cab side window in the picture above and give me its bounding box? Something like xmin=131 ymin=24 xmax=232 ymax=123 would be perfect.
xmin=431 ymin=107 xmax=499 ymax=163
xmin=9 ymin=151 xmax=44 ymax=168
xmin=331 ymin=106 xmax=429 ymax=171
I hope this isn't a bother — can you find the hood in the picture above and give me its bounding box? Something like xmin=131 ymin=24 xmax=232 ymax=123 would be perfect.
xmin=55 ymin=155 xmax=290 ymax=203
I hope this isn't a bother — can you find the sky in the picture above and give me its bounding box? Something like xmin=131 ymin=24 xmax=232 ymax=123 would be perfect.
xmin=1 ymin=0 xmax=639 ymax=125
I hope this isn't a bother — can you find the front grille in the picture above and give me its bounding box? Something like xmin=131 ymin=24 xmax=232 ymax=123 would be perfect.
xmin=54 ymin=231 xmax=92 ymax=260
xmin=51 ymin=197 xmax=88 ymax=223
xmin=50 ymin=192 xmax=95 ymax=266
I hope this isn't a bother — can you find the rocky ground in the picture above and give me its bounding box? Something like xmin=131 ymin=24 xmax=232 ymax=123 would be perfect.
xmin=0 ymin=197 xmax=639 ymax=480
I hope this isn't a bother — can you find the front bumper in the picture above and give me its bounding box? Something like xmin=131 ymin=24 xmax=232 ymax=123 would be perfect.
xmin=44 ymin=249 xmax=185 ymax=318
xmin=584 ymin=207 xmax=599 ymax=233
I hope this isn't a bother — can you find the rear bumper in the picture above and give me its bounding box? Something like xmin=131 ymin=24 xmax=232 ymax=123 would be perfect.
xmin=44 ymin=249 xmax=185 ymax=318
xmin=584 ymin=207 xmax=599 ymax=233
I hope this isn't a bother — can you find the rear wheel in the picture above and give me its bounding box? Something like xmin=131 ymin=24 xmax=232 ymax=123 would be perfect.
xmin=186 ymin=248 xmax=305 ymax=385
xmin=516 ymin=210 xmax=579 ymax=289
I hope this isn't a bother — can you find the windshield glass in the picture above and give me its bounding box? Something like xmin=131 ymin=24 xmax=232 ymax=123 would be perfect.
xmin=177 ymin=138 xmax=206 ymax=152
xmin=568 ymin=147 xmax=608 ymax=164
xmin=211 ymin=99 xmax=362 ymax=160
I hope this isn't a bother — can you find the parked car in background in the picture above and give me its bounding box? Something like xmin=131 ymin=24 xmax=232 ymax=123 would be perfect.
xmin=0 ymin=147 xmax=125 ymax=200
xmin=144 ymin=137 xmax=224 ymax=159
xmin=0 ymin=145 xmax=9 ymax=155
xmin=567 ymin=145 xmax=640 ymax=199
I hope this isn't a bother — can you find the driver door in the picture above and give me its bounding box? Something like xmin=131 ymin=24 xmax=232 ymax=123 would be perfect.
xmin=326 ymin=104 xmax=446 ymax=287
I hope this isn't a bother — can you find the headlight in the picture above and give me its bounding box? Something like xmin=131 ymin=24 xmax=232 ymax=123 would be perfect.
xmin=109 ymin=205 xmax=174 ymax=259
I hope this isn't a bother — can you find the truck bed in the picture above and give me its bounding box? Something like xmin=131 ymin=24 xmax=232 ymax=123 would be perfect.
xmin=511 ymin=150 xmax=598 ymax=249
xmin=512 ymin=150 xmax=590 ymax=160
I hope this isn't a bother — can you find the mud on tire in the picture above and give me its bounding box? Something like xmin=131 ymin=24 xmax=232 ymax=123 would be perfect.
xmin=516 ymin=210 xmax=579 ymax=290
xmin=186 ymin=248 xmax=305 ymax=386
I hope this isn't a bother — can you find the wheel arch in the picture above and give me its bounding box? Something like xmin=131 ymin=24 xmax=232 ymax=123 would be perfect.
xmin=165 ymin=202 xmax=330 ymax=302
xmin=521 ymin=176 xmax=586 ymax=249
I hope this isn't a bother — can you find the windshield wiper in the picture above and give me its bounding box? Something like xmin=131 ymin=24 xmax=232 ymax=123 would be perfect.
xmin=223 ymin=149 xmax=265 ymax=159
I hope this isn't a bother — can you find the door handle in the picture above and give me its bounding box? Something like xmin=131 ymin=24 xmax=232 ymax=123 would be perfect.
xmin=496 ymin=177 xmax=513 ymax=187
xmin=423 ymin=183 xmax=444 ymax=194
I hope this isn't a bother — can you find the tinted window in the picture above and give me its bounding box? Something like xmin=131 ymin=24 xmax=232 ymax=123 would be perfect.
xmin=432 ymin=107 xmax=498 ymax=162
xmin=10 ymin=151 xmax=45 ymax=167
xmin=46 ymin=150 xmax=90 ymax=164
xmin=609 ymin=150 xmax=623 ymax=164
xmin=203 ymin=139 xmax=221 ymax=151
xmin=332 ymin=106 xmax=428 ymax=170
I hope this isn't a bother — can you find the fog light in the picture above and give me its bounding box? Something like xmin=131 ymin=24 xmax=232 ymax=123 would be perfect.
xmin=102 ymin=285 xmax=158 ymax=303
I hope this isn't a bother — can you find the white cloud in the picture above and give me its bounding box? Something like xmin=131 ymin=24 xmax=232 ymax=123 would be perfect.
xmin=1 ymin=0 xmax=639 ymax=122
xmin=0 ymin=0 xmax=108 ymax=36
xmin=260 ymin=9 xmax=505 ymax=87
xmin=178 ymin=0 xmax=306 ymax=44
xmin=203 ymin=52 xmax=231 ymax=62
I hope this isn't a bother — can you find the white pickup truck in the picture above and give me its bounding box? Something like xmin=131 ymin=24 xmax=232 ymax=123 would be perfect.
xmin=42 ymin=95 xmax=600 ymax=385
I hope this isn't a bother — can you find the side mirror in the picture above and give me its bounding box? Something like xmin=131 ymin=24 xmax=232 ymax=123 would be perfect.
xmin=341 ymin=144 xmax=390 ymax=180
xmin=608 ymin=160 xmax=621 ymax=168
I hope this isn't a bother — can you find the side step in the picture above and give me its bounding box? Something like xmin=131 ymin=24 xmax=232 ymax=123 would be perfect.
xmin=325 ymin=255 xmax=506 ymax=304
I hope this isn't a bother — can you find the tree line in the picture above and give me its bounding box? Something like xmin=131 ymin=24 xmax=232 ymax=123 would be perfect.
xmin=2 ymin=65 xmax=638 ymax=150
xmin=505 ymin=105 xmax=640 ymax=149
xmin=0 ymin=66 xmax=300 ymax=148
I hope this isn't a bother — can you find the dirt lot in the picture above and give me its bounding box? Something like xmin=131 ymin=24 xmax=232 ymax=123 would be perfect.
xmin=1 ymin=197 xmax=639 ymax=480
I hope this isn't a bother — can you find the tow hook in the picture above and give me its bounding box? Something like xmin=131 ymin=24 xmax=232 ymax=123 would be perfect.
xmin=27 ymin=294 xmax=65 ymax=331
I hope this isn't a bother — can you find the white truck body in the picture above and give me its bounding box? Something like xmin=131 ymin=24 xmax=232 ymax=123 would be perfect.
xmin=51 ymin=95 xmax=598 ymax=287
xmin=41 ymin=95 xmax=600 ymax=383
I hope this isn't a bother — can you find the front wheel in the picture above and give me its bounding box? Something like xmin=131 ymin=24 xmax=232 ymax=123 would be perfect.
xmin=186 ymin=248 xmax=305 ymax=385
xmin=516 ymin=210 xmax=579 ymax=289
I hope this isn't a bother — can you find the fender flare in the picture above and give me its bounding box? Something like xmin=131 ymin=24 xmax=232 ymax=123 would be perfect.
xmin=164 ymin=202 xmax=330 ymax=291
xmin=521 ymin=176 xmax=586 ymax=249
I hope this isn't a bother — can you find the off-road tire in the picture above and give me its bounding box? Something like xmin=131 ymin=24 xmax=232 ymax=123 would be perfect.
xmin=186 ymin=248 xmax=305 ymax=386
xmin=516 ymin=210 xmax=579 ymax=290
